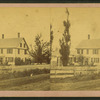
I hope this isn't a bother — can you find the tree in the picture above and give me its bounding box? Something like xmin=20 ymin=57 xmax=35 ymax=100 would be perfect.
xmin=59 ymin=8 xmax=71 ymax=66
xmin=30 ymin=34 xmax=50 ymax=64
xmin=77 ymin=55 xmax=84 ymax=66
xmin=50 ymin=24 xmax=54 ymax=62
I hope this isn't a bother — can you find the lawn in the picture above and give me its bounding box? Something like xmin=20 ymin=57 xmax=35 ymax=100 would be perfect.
xmin=0 ymin=65 xmax=50 ymax=91
xmin=50 ymin=78 xmax=100 ymax=90
xmin=50 ymin=71 xmax=100 ymax=91
xmin=50 ymin=65 xmax=100 ymax=90
xmin=0 ymin=74 xmax=50 ymax=90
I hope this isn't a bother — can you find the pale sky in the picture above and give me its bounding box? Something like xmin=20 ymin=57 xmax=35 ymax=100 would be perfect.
xmin=0 ymin=7 xmax=100 ymax=53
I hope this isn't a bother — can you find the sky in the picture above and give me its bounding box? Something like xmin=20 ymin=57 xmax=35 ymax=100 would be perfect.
xmin=0 ymin=7 xmax=100 ymax=53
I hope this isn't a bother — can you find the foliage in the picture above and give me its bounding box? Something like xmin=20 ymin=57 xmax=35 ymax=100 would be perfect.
xmin=25 ymin=58 xmax=31 ymax=65
xmin=30 ymin=34 xmax=50 ymax=64
xmin=0 ymin=68 xmax=50 ymax=80
xmin=15 ymin=57 xmax=31 ymax=65
xmin=15 ymin=57 xmax=24 ymax=65
xmin=77 ymin=55 xmax=85 ymax=66
xmin=77 ymin=55 xmax=92 ymax=66
xmin=50 ymin=24 xmax=54 ymax=62
xmin=59 ymin=8 xmax=71 ymax=66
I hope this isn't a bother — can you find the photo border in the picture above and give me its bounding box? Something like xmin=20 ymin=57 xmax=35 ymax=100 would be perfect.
xmin=0 ymin=3 xmax=100 ymax=97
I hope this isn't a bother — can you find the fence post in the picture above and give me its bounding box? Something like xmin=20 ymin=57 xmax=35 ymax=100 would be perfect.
xmin=55 ymin=69 xmax=56 ymax=78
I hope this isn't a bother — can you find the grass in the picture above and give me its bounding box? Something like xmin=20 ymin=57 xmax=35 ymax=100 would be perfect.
xmin=7 ymin=80 xmax=50 ymax=90
xmin=50 ymin=71 xmax=100 ymax=90
xmin=0 ymin=74 xmax=50 ymax=90
xmin=0 ymin=68 xmax=50 ymax=80
xmin=50 ymin=78 xmax=100 ymax=90
xmin=0 ymin=66 xmax=50 ymax=91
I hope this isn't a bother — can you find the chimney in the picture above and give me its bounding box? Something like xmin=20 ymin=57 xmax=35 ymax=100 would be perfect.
xmin=18 ymin=32 xmax=20 ymax=38
xmin=88 ymin=34 xmax=90 ymax=39
xmin=2 ymin=34 xmax=4 ymax=39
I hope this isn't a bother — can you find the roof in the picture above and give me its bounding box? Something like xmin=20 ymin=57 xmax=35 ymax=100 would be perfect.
xmin=0 ymin=37 xmax=29 ymax=49
xmin=76 ymin=39 xmax=100 ymax=49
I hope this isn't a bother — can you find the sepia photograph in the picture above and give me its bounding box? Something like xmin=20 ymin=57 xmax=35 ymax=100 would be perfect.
xmin=50 ymin=8 xmax=100 ymax=91
xmin=0 ymin=7 xmax=51 ymax=91
xmin=0 ymin=4 xmax=100 ymax=95
xmin=50 ymin=7 xmax=100 ymax=91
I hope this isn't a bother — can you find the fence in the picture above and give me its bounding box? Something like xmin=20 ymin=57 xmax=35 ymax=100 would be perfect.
xmin=0 ymin=64 xmax=50 ymax=74
xmin=50 ymin=66 xmax=100 ymax=78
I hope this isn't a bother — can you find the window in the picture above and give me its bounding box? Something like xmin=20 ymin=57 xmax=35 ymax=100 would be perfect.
xmin=7 ymin=49 xmax=13 ymax=54
xmin=87 ymin=49 xmax=89 ymax=54
xmin=93 ymin=58 xmax=99 ymax=63
xmin=24 ymin=44 xmax=25 ymax=48
xmin=94 ymin=58 xmax=96 ymax=63
xmin=96 ymin=58 xmax=99 ymax=63
xmin=5 ymin=57 xmax=7 ymax=62
xmin=24 ymin=50 xmax=27 ymax=54
xmin=18 ymin=49 xmax=20 ymax=54
xmin=77 ymin=49 xmax=83 ymax=54
xmin=1 ymin=49 xmax=3 ymax=54
xmin=91 ymin=58 xmax=93 ymax=62
xmin=93 ymin=49 xmax=98 ymax=54
xmin=81 ymin=49 xmax=83 ymax=54
xmin=8 ymin=57 xmax=13 ymax=62
xmin=74 ymin=57 xmax=76 ymax=62
xmin=77 ymin=49 xmax=80 ymax=54
xmin=20 ymin=43 xmax=22 ymax=47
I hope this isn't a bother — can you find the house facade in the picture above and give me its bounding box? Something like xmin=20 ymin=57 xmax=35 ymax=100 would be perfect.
xmin=76 ymin=35 xmax=100 ymax=65
xmin=0 ymin=33 xmax=30 ymax=65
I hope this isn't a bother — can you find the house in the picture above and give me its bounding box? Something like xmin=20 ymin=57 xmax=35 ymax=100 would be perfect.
xmin=0 ymin=33 xmax=30 ymax=65
xmin=76 ymin=35 xmax=100 ymax=65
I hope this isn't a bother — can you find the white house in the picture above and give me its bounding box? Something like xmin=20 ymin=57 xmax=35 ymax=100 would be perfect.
xmin=76 ymin=35 xmax=100 ymax=65
xmin=0 ymin=33 xmax=30 ymax=65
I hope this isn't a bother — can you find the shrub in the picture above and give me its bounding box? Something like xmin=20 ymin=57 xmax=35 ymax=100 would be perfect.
xmin=0 ymin=68 xmax=50 ymax=80
xmin=25 ymin=58 xmax=31 ymax=65
xmin=15 ymin=57 xmax=32 ymax=65
xmin=15 ymin=57 xmax=23 ymax=65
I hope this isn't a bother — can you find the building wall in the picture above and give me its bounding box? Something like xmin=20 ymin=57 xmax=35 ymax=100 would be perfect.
xmin=15 ymin=39 xmax=29 ymax=61
xmin=0 ymin=48 xmax=16 ymax=65
xmin=0 ymin=39 xmax=30 ymax=65
xmin=15 ymin=49 xmax=29 ymax=61
xmin=76 ymin=48 xmax=100 ymax=65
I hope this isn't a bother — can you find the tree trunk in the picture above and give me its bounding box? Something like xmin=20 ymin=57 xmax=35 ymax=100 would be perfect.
xmin=62 ymin=60 xmax=68 ymax=66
